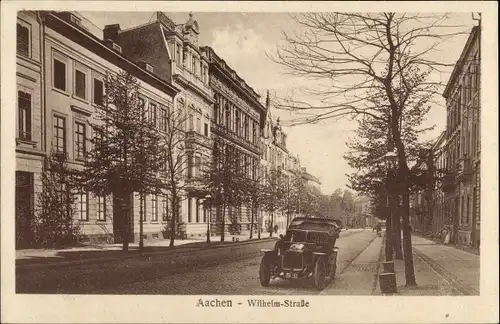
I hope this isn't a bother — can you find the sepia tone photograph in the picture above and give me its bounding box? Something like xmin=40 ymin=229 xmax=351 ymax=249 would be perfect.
xmin=2 ymin=1 xmax=498 ymax=323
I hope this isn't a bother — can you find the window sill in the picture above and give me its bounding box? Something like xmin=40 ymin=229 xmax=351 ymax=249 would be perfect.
xmin=96 ymin=220 xmax=107 ymax=223
xmin=16 ymin=138 xmax=37 ymax=148
xmin=52 ymin=87 xmax=70 ymax=97
xmin=150 ymin=221 xmax=159 ymax=224
xmin=72 ymin=95 xmax=90 ymax=106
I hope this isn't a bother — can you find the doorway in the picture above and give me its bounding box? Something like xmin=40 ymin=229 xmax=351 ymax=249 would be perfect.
xmin=16 ymin=171 xmax=34 ymax=249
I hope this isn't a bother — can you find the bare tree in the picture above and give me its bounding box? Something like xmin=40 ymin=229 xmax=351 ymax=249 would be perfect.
xmin=202 ymin=139 xmax=248 ymax=242
xmin=158 ymin=105 xmax=192 ymax=247
xmin=271 ymin=13 xmax=469 ymax=285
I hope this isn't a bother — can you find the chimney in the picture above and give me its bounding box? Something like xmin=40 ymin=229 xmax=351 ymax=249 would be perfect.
xmin=103 ymin=24 xmax=121 ymax=41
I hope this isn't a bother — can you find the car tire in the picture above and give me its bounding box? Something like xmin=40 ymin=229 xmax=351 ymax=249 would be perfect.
xmin=313 ymin=257 xmax=328 ymax=290
xmin=259 ymin=255 xmax=272 ymax=287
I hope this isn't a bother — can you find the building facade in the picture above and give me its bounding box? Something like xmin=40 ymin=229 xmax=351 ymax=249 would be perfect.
xmin=106 ymin=12 xmax=215 ymax=238
xmin=16 ymin=11 xmax=44 ymax=248
xmin=442 ymin=26 xmax=481 ymax=247
xmin=202 ymin=46 xmax=266 ymax=236
xmin=16 ymin=11 xmax=180 ymax=246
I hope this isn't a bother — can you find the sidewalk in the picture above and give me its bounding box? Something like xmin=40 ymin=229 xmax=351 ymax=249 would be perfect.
xmin=411 ymin=234 xmax=479 ymax=295
xmin=16 ymin=233 xmax=266 ymax=269
xmin=321 ymin=233 xmax=383 ymax=295
xmin=373 ymin=234 xmax=479 ymax=296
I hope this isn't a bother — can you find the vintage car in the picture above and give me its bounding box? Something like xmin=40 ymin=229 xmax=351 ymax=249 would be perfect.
xmin=259 ymin=217 xmax=342 ymax=290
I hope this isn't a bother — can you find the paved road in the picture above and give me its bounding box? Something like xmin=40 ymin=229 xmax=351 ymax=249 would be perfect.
xmin=97 ymin=229 xmax=378 ymax=295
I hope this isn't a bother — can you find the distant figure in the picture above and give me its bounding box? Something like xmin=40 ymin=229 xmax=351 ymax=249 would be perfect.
xmin=376 ymin=223 xmax=382 ymax=236
xmin=274 ymin=225 xmax=279 ymax=234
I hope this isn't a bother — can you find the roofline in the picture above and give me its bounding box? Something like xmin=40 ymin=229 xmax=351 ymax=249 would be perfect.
xmin=46 ymin=11 xmax=181 ymax=96
xmin=443 ymin=26 xmax=480 ymax=98
xmin=201 ymin=46 xmax=266 ymax=110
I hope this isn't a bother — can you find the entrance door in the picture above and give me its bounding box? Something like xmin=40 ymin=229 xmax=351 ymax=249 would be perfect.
xmin=112 ymin=191 xmax=134 ymax=243
xmin=16 ymin=171 xmax=34 ymax=249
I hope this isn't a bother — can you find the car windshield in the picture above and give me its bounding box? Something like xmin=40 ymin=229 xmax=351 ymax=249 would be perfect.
xmin=284 ymin=230 xmax=307 ymax=242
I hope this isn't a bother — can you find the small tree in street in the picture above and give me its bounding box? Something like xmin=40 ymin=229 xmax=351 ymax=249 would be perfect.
xmin=84 ymin=71 xmax=164 ymax=251
xmin=202 ymin=139 xmax=248 ymax=242
xmin=34 ymin=150 xmax=80 ymax=248
xmin=260 ymin=168 xmax=285 ymax=237
xmin=158 ymin=105 xmax=190 ymax=247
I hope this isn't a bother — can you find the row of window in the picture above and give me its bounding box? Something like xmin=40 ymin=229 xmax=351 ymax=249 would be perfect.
xmin=168 ymin=38 xmax=209 ymax=84
xmin=74 ymin=192 xmax=106 ymax=221
xmin=52 ymin=114 xmax=88 ymax=160
xmin=53 ymin=55 xmax=104 ymax=106
xmin=213 ymin=93 xmax=259 ymax=145
xmin=138 ymin=97 xmax=171 ymax=133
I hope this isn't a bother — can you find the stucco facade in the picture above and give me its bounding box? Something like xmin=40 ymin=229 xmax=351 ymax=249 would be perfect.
xmin=442 ymin=26 xmax=481 ymax=247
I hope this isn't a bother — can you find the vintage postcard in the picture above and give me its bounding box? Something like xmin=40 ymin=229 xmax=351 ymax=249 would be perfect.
xmin=1 ymin=1 xmax=498 ymax=323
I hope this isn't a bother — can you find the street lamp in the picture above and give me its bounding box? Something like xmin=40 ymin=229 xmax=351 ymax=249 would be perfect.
xmin=203 ymin=194 xmax=212 ymax=244
xmin=384 ymin=150 xmax=398 ymax=261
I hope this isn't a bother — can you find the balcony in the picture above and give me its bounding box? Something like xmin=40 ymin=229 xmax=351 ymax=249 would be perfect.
xmin=441 ymin=173 xmax=458 ymax=193
xmin=457 ymin=156 xmax=474 ymax=182
xmin=185 ymin=131 xmax=212 ymax=149
xmin=211 ymin=121 xmax=260 ymax=155
xmin=173 ymin=64 xmax=210 ymax=99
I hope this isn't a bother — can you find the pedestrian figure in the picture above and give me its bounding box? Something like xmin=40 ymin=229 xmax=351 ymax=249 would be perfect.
xmin=274 ymin=225 xmax=278 ymax=234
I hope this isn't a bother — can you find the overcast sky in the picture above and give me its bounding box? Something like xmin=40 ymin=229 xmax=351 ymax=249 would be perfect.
xmin=80 ymin=11 xmax=475 ymax=195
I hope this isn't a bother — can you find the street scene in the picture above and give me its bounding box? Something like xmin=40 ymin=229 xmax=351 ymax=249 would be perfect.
xmin=13 ymin=10 xmax=482 ymax=297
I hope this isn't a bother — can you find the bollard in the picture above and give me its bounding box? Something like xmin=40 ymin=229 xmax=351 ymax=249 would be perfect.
xmin=379 ymin=272 xmax=397 ymax=294
xmin=382 ymin=261 xmax=395 ymax=273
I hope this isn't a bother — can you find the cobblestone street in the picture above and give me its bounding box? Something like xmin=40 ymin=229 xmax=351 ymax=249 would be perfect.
xmin=96 ymin=229 xmax=378 ymax=295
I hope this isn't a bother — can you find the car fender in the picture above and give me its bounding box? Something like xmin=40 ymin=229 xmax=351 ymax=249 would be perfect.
xmin=261 ymin=249 xmax=278 ymax=258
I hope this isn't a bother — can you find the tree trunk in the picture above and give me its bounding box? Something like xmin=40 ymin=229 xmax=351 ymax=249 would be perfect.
xmin=169 ymin=194 xmax=176 ymax=247
xmin=385 ymin=202 xmax=393 ymax=262
xmin=221 ymin=202 xmax=226 ymax=242
xmin=139 ymin=192 xmax=144 ymax=252
xmin=257 ymin=208 xmax=261 ymax=239
xmin=402 ymin=184 xmax=417 ymax=286
xmin=123 ymin=208 xmax=129 ymax=251
xmin=249 ymin=201 xmax=254 ymax=239
xmin=393 ymin=201 xmax=403 ymax=259
xmin=269 ymin=211 xmax=274 ymax=237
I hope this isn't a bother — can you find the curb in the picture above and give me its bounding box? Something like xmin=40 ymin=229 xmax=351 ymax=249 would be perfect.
xmin=412 ymin=247 xmax=479 ymax=295
xmin=17 ymin=238 xmax=277 ymax=273
xmin=16 ymin=238 xmax=277 ymax=293
xmin=371 ymin=233 xmax=386 ymax=295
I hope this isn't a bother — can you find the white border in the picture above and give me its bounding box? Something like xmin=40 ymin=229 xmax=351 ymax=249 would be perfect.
xmin=2 ymin=1 xmax=498 ymax=323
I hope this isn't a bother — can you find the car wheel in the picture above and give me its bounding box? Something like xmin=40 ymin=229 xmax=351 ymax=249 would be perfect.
xmin=259 ymin=255 xmax=272 ymax=287
xmin=313 ymin=257 xmax=328 ymax=290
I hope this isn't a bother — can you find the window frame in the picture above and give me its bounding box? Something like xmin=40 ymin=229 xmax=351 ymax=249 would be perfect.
xmin=162 ymin=194 xmax=169 ymax=221
xmin=74 ymin=65 xmax=88 ymax=101
xmin=76 ymin=192 xmax=89 ymax=221
xmin=17 ymin=20 xmax=31 ymax=57
xmin=92 ymin=74 xmax=104 ymax=106
xmin=97 ymin=195 xmax=107 ymax=221
xmin=53 ymin=114 xmax=67 ymax=154
xmin=151 ymin=194 xmax=158 ymax=222
xmin=17 ymin=90 xmax=32 ymax=141
xmin=74 ymin=120 xmax=87 ymax=161
xmin=52 ymin=53 xmax=69 ymax=93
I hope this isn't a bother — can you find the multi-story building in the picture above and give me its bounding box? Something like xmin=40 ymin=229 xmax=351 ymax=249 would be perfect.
xmin=431 ymin=131 xmax=448 ymax=235
xmin=16 ymin=11 xmax=180 ymax=246
xmin=260 ymin=98 xmax=322 ymax=233
xmin=260 ymin=108 xmax=291 ymax=233
xmin=105 ymin=12 xmax=215 ymax=238
xmin=202 ymin=45 xmax=267 ymax=236
xmin=16 ymin=11 xmax=44 ymax=248
xmin=442 ymin=25 xmax=481 ymax=247
xmin=410 ymin=132 xmax=447 ymax=236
